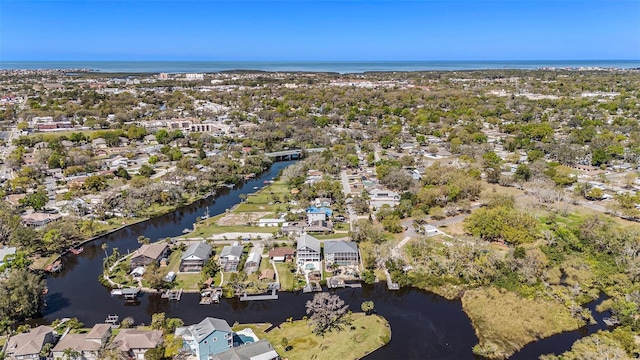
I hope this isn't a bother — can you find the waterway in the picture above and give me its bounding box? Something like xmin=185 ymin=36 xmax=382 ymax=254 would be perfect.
xmin=40 ymin=160 xmax=611 ymax=359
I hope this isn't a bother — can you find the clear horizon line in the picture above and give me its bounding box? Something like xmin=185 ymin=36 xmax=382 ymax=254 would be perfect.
xmin=3 ymin=59 xmax=640 ymax=62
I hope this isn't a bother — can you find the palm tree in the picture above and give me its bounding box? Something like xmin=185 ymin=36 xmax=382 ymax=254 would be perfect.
xmin=62 ymin=348 xmax=81 ymax=360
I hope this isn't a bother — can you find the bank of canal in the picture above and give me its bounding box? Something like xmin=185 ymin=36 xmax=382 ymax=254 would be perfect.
xmin=40 ymin=160 xmax=610 ymax=359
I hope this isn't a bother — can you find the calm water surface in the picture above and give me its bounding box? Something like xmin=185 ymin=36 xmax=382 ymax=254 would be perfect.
xmin=41 ymin=160 xmax=610 ymax=359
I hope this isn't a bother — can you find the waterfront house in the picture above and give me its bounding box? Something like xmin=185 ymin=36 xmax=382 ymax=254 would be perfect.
xmin=324 ymin=241 xmax=359 ymax=266
xmin=52 ymin=324 xmax=111 ymax=360
xmin=180 ymin=242 xmax=212 ymax=272
xmin=268 ymin=248 xmax=295 ymax=262
xmin=5 ymin=326 xmax=55 ymax=360
xmin=259 ymin=268 xmax=276 ymax=281
xmin=130 ymin=243 xmax=169 ymax=269
xmin=306 ymin=206 xmax=332 ymax=223
xmin=210 ymin=340 xmax=280 ymax=360
xmin=175 ymin=317 xmax=234 ymax=360
xmin=244 ymin=250 xmax=262 ymax=274
xmin=296 ymin=233 xmax=321 ymax=266
xmin=21 ymin=212 xmax=62 ymax=228
xmin=219 ymin=245 xmax=244 ymax=272
xmin=112 ymin=329 xmax=163 ymax=360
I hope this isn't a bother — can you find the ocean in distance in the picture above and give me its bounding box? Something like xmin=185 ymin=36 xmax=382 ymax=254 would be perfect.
xmin=1 ymin=60 xmax=639 ymax=74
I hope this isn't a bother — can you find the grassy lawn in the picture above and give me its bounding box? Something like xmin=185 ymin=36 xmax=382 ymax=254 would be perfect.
xmin=165 ymin=250 xmax=183 ymax=273
xmin=172 ymin=273 xmax=202 ymax=291
xmin=274 ymin=262 xmax=304 ymax=291
xmin=233 ymin=313 xmax=390 ymax=360
xmin=28 ymin=254 xmax=60 ymax=271
xmin=185 ymin=224 xmax=276 ymax=238
xmin=315 ymin=233 xmax=350 ymax=240
xmin=462 ymin=287 xmax=584 ymax=359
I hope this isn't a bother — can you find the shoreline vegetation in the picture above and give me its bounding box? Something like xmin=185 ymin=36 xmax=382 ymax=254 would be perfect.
xmin=232 ymin=313 xmax=391 ymax=360
xmin=3 ymin=68 xmax=640 ymax=359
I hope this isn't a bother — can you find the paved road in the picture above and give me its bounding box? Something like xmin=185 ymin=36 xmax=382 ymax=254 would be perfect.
xmin=0 ymin=128 xmax=17 ymax=181
xmin=340 ymin=170 xmax=351 ymax=196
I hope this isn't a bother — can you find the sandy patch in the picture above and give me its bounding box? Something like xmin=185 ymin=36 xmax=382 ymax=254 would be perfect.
xmin=216 ymin=212 xmax=271 ymax=226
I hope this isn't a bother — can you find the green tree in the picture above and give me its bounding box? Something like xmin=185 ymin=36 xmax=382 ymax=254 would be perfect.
xmin=0 ymin=269 xmax=45 ymax=328
xmin=22 ymin=191 xmax=48 ymax=210
xmin=361 ymin=300 xmax=375 ymax=315
xmin=482 ymin=151 xmax=502 ymax=184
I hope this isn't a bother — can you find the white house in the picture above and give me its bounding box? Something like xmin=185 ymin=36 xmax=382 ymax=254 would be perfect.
xmin=257 ymin=218 xmax=285 ymax=227
xmin=368 ymin=188 xmax=400 ymax=209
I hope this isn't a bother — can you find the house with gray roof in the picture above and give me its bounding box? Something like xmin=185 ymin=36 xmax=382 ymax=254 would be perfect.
xmin=180 ymin=242 xmax=212 ymax=272
xmin=219 ymin=245 xmax=244 ymax=272
xmin=5 ymin=326 xmax=54 ymax=360
xmin=296 ymin=233 xmax=321 ymax=266
xmin=244 ymin=246 xmax=262 ymax=274
xmin=175 ymin=317 xmax=234 ymax=360
xmin=210 ymin=340 xmax=280 ymax=360
xmin=324 ymin=241 xmax=359 ymax=266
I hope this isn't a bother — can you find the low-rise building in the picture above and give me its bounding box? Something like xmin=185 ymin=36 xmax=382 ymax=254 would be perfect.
xmin=5 ymin=326 xmax=55 ymax=360
xmin=112 ymin=329 xmax=163 ymax=360
xmin=268 ymin=248 xmax=295 ymax=262
xmin=52 ymin=324 xmax=111 ymax=360
xmin=306 ymin=207 xmax=332 ymax=223
xmin=130 ymin=243 xmax=169 ymax=269
xmin=210 ymin=340 xmax=280 ymax=360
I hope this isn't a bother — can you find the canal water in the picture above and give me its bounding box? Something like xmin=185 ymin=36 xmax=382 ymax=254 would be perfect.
xmin=41 ymin=160 xmax=609 ymax=359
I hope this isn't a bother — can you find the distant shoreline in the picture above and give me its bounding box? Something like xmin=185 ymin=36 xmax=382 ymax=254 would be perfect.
xmin=1 ymin=60 xmax=639 ymax=74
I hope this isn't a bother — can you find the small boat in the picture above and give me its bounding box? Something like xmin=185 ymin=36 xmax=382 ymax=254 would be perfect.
xmin=70 ymin=247 xmax=84 ymax=255
xmin=201 ymin=208 xmax=210 ymax=220
xmin=182 ymin=228 xmax=192 ymax=234
xmin=46 ymin=260 xmax=62 ymax=273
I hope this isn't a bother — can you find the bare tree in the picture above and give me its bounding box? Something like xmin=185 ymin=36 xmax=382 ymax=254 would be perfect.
xmin=305 ymin=293 xmax=349 ymax=336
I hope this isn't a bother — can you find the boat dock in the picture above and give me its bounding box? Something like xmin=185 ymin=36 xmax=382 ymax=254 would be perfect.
xmin=111 ymin=288 xmax=140 ymax=299
xmin=603 ymin=317 xmax=621 ymax=326
xmin=105 ymin=314 xmax=119 ymax=326
xmin=200 ymin=287 xmax=223 ymax=304
xmin=161 ymin=289 xmax=183 ymax=301
xmin=384 ymin=269 xmax=400 ymax=290
xmin=327 ymin=277 xmax=363 ymax=289
xmin=240 ymin=288 xmax=278 ymax=301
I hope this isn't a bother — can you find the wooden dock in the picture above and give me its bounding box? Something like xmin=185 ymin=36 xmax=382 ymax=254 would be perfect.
xmin=200 ymin=287 xmax=223 ymax=304
xmin=384 ymin=269 xmax=400 ymax=290
xmin=603 ymin=317 xmax=620 ymax=326
xmin=240 ymin=288 xmax=278 ymax=301
xmin=161 ymin=289 xmax=183 ymax=301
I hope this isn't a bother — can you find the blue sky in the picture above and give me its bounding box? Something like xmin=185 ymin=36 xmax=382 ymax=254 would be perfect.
xmin=1 ymin=0 xmax=639 ymax=61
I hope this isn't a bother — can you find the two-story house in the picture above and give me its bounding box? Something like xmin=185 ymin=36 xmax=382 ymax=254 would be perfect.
xmin=175 ymin=318 xmax=234 ymax=360
xmin=180 ymin=242 xmax=212 ymax=272
xmin=218 ymin=245 xmax=244 ymax=272
xmin=324 ymin=241 xmax=359 ymax=266
xmin=306 ymin=207 xmax=332 ymax=224
xmin=296 ymin=233 xmax=321 ymax=266
xmin=130 ymin=243 xmax=169 ymax=269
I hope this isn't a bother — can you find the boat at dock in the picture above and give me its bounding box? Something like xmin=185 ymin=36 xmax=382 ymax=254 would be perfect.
xmin=200 ymin=287 xmax=223 ymax=304
xmin=46 ymin=260 xmax=62 ymax=273
xmin=110 ymin=288 xmax=140 ymax=300
xmin=69 ymin=247 xmax=84 ymax=255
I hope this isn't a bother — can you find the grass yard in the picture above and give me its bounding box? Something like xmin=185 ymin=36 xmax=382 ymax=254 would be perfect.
xmin=232 ymin=313 xmax=390 ymax=360
xmin=274 ymin=262 xmax=304 ymax=291
xmin=172 ymin=273 xmax=202 ymax=291
xmin=462 ymin=287 xmax=584 ymax=359
xmin=315 ymin=233 xmax=350 ymax=240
